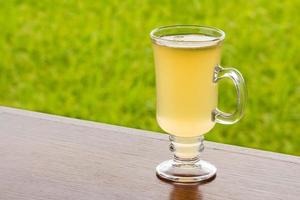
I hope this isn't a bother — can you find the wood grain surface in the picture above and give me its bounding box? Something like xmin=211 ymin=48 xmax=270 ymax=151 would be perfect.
xmin=0 ymin=106 xmax=299 ymax=200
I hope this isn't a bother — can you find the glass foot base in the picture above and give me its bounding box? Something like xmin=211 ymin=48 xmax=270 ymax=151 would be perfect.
xmin=156 ymin=159 xmax=217 ymax=183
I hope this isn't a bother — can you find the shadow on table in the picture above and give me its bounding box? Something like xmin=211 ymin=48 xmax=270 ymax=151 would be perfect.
xmin=157 ymin=174 xmax=216 ymax=200
xmin=169 ymin=183 xmax=203 ymax=200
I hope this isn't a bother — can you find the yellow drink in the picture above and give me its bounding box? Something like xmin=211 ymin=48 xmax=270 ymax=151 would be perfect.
xmin=153 ymin=35 xmax=222 ymax=137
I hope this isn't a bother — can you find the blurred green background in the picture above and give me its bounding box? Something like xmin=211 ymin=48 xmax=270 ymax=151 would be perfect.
xmin=0 ymin=0 xmax=299 ymax=155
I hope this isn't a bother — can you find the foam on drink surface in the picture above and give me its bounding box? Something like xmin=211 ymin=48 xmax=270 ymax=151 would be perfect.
xmin=154 ymin=34 xmax=220 ymax=48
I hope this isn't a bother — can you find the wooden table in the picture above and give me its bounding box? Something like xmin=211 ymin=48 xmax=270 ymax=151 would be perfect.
xmin=0 ymin=106 xmax=300 ymax=200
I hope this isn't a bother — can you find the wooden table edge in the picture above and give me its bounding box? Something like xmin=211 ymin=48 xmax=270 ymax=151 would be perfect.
xmin=1 ymin=106 xmax=299 ymax=164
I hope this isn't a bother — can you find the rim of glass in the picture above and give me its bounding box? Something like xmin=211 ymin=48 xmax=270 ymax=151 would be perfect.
xmin=150 ymin=25 xmax=225 ymax=44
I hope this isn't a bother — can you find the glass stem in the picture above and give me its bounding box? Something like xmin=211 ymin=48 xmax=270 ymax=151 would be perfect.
xmin=169 ymin=135 xmax=204 ymax=164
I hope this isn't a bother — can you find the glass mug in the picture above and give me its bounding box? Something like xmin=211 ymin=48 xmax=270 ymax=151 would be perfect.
xmin=150 ymin=25 xmax=246 ymax=183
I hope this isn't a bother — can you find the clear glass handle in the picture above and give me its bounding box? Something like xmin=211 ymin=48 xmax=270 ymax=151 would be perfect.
xmin=212 ymin=65 xmax=247 ymax=124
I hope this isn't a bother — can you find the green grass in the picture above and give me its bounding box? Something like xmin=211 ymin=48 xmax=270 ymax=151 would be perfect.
xmin=0 ymin=0 xmax=299 ymax=155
